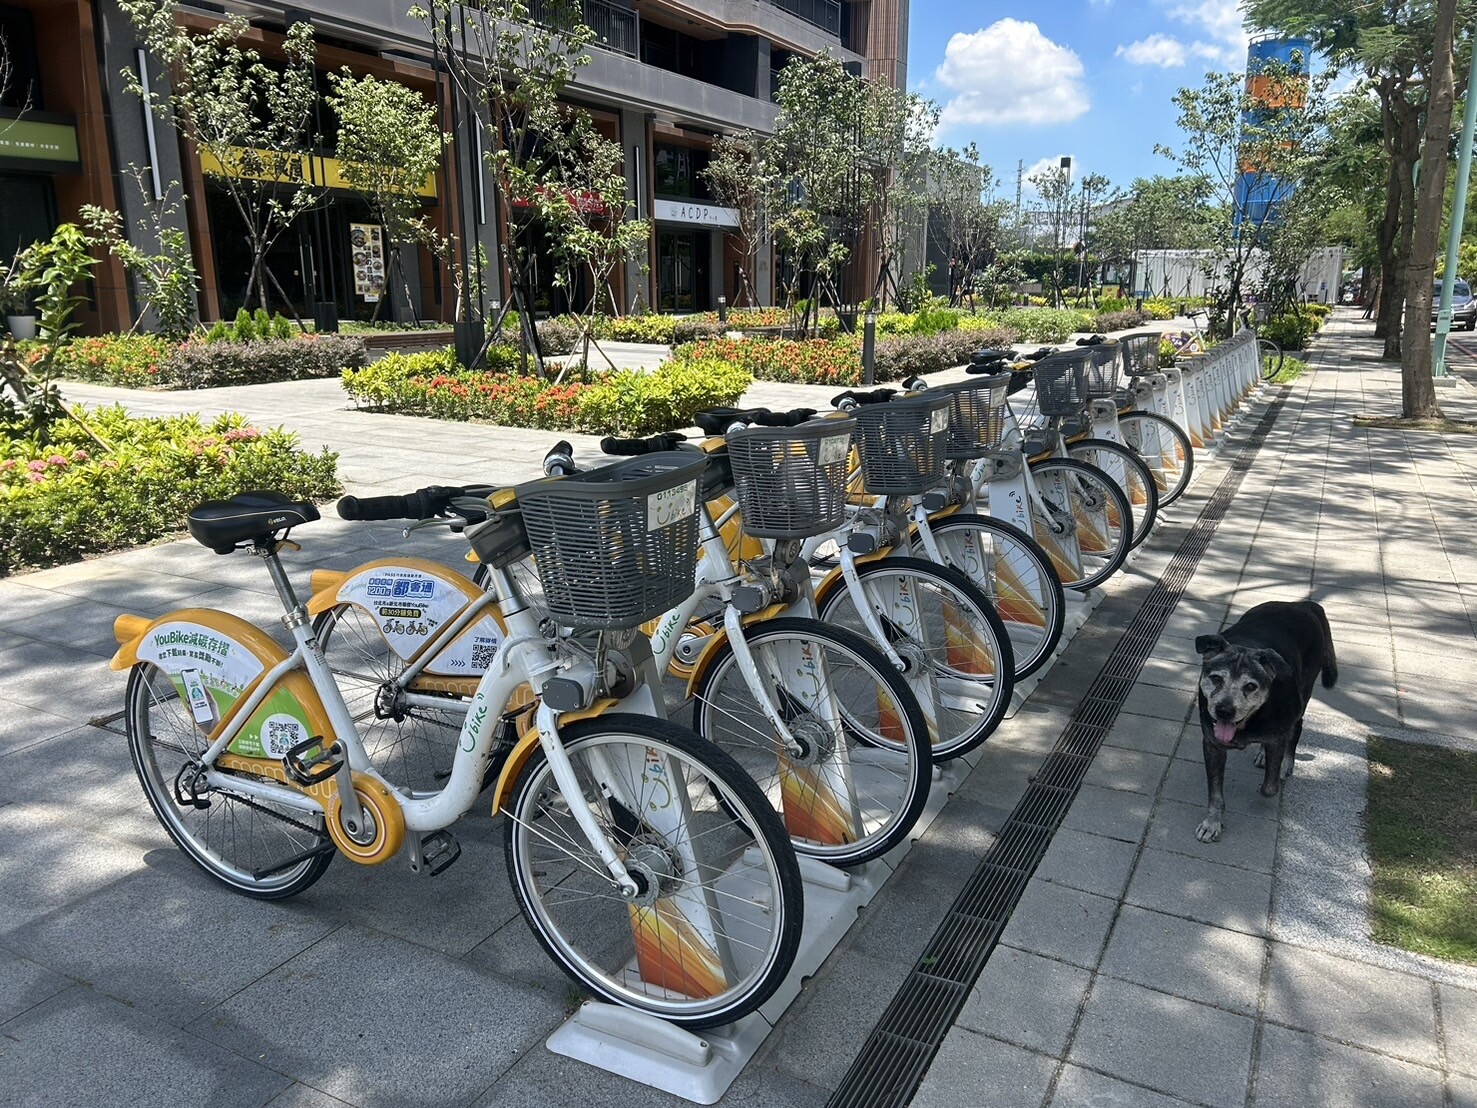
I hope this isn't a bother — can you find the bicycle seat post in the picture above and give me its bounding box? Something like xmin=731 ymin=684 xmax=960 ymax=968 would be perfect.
xmin=254 ymin=538 xmax=308 ymax=630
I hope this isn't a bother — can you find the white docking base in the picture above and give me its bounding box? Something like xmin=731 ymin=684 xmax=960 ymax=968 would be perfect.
xmin=546 ymin=757 xmax=977 ymax=1103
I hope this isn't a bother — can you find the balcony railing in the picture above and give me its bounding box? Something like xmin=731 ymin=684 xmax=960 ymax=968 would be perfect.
xmin=528 ymin=0 xmax=637 ymax=58
xmin=770 ymin=0 xmax=842 ymax=36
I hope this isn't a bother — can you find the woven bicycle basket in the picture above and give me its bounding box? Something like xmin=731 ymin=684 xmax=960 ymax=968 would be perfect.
xmin=726 ymin=416 xmax=856 ymax=539
xmin=936 ymin=373 xmax=1011 ymax=458
xmin=1082 ymin=344 xmax=1122 ymax=400
xmin=853 ymin=392 xmax=952 ymax=495
xmin=515 ymin=451 xmax=707 ymax=629
xmin=1118 ymin=332 xmax=1160 ymax=379
xmin=1031 ymin=350 xmax=1093 ymax=417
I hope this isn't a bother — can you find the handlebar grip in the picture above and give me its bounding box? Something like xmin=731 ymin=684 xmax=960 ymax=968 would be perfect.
xmin=747 ymin=407 xmax=817 ymax=428
xmin=600 ymin=431 xmax=686 ymax=456
xmin=830 ymin=387 xmax=898 ymax=409
xmin=901 ymin=376 xmax=928 ymax=391
xmin=336 ymin=486 xmax=461 ymax=521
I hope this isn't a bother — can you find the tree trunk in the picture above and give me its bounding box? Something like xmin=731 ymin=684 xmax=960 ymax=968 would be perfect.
xmin=1399 ymin=0 xmax=1457 ymax=420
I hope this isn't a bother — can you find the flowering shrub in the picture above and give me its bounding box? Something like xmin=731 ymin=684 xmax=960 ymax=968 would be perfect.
xmin=49 ymin=333 xmax=175 ymax=387
xmin=341 ymin=349 xmax=750 ymax=435
xmin=970 ymin=308 xmax=1094 ymax=343
xmin=678 ymin=336 xmax=861 ymax=385
xmin=1 ymin=405 xmax=339 ymax=575
xmin=1089 ymin=309 xmax=1151 ymax=333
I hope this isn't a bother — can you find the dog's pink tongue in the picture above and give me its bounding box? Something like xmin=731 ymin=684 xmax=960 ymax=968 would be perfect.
xmin=1213 ymin=721 xmax=1237 ymax=745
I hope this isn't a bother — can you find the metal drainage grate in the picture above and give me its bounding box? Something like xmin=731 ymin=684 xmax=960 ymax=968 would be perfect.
xmin=827 ymin=388 xmax=1293 ymax=1108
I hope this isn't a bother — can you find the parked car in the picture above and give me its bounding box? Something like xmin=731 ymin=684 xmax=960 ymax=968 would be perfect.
xmin=1432 ymin=279 xmax=1477 ymax=330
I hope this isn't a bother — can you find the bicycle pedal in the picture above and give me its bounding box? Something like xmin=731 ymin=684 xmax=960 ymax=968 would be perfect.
xmin=411 ymin=830 xmax=461 ymax=877
xmin=282 ymin=734 xmax=342 ymax=787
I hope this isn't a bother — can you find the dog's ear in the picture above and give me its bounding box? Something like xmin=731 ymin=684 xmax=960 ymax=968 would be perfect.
xmin=1253 ymin=648 xmax=1293 ymax=682
xmin=1195 ymin=634 xmax=1228 ymax=657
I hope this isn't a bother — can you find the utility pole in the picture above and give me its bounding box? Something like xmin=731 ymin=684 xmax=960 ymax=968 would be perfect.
xmin=1434 ymin=18 xmax=1477 ymax=377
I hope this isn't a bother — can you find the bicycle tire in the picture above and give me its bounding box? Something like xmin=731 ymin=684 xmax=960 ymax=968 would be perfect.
xmin=504 ymin=714 xmax=803 ymax=1028
xmin=690 ymin=616 xmax=931 ymax=866
xmin=1118 ymin=411 xmax=1194 ymax=506
xmin=815 ymin=557 xmax=1014 ymax=760
xmin=920 ymin=513 xmax=1067 ymax=680
xmin=1027 ymin=457 xmax=1133 ymax=591
xmin=1257 ymin=338 xmax=1284 ymax=379
xmin=125 ymin=663 xmax=334 ymax=899
xmin=1066 ymin=438 xmax=1160 ymax=550
xmin=313 ymin=603 xmax=472 ymax=797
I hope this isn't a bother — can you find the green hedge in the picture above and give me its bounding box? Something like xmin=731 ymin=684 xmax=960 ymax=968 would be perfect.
xmin=340 ymin=349 xmax=751 ymax=435
xmin=676 ymin=329 xmax=1018 ymax=386
xmin=1 ymin=406 xmax=340 ymax=576
xmin=51 ymin=332 xmax=369 ymax=389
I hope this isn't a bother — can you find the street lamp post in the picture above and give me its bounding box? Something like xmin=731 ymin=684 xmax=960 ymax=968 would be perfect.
xmin=1434 ymin=20 xmax=1477 ymax=378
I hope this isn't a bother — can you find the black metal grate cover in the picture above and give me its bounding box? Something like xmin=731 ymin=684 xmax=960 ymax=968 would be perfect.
xmin=827 ymin=387 xmax=1292 ymax=1108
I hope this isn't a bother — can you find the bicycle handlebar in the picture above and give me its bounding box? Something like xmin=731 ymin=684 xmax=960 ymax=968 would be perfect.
xmin=830 ymin=387 xmax=898 ymax=410
xmin=337 ymin=486 xmax=466 ymax=522
xmin=691 ymin=407 xmax=817 ymax=435
xmin=600 ymin=431 xmax=687 ymax=457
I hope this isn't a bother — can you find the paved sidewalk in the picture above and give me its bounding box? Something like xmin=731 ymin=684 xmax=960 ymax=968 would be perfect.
xmin=911 ymin=313 xmax=1477 ymax=1108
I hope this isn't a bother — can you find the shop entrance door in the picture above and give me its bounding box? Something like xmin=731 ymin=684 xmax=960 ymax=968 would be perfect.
xmin=657 ymin=230 xmax=711 ymax=312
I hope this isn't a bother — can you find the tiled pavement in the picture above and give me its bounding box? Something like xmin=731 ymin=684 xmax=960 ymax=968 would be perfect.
xmin=3 ymin=312 xmax=1476 ymax=1107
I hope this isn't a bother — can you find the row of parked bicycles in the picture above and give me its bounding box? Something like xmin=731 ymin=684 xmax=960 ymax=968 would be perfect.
xmin=109 ymin=330 xmax=1260 ymax=1031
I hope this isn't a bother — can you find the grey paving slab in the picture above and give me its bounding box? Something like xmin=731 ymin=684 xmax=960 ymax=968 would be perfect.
xmin=1034 ymin=828 xmax=1139 ymax=900
xmin=0 ymin=802 xmax=147 ymax=935
xmin=0 ymin=700 xmax=83 ymax=757
xmin=0 ymin=946 xmax=72 ymax=1024
xmin=4 ymin=862 xmax=340 ymax=1027
xmin=997 ymin=879 xmax=1117 ymax=970
xmin=1060 ymin=784 xmax=1155 ymax=844
xmin=1146 ymin=796 xmax=1281 ymax=873
xmin=1099 ymin=905 xmax=1265 ymax=1015
xmin=1264 ymin=944 xmax=1440 ymax=1066
xmin=767 ymin=950 xmax=913 ymax=1089
xmin=910 ymin=1027 xmax=1057 ymax=1108
xmin=0 ymin=637 xmax=127 ymax=719
xmin=1101 ymin=711 xmax=1186 ymax=757
xmin=1252 ymin=1024 xmax=1446 ymax=1108
xmin=1070 ymin=976 xmax=1254 ymax=1108
xmin=473 ymin=1043 xmax=694 ymax=1108
xmin=265 ymin=1085 xmax=359 ymax=1108
xmin=1048 ymin=1065 xmax=1196 ymax=1108
xmin=189 ymin=925 xmax=565 ymax=1108
xmin=1124 ymin=847 xmax=1273 ymax=937
xmin=956 ymin=945 xmax=1092 ymax=1056
xmin=1160 ymin=750 xmax=1284 ymax=820
xmin=464 ymin=906 xmax=608 ymax=999
xmin=1441 ymin=984 xmax=1477 ymax=1079
xmin=1117 ymin=682 xmax=1194 ymax=723
xmin=1080 ymin=747 xmax=1170 ymax=795
xmin=1453 ymin=1074 xmax=1477 ymax=1108
xmin=0 ymin=986 xmax=292 ymax=1108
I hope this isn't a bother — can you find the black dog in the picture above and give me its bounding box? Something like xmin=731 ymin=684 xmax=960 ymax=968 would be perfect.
xmin=1193 ymin=600 xmax=1337 ymax=842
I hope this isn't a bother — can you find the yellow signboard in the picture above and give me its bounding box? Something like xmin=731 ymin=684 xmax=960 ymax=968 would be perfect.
xmin=199 ymin=147 xmax=437 ymax=199
xmin=0 ymin=118 xmax=81 ymax=167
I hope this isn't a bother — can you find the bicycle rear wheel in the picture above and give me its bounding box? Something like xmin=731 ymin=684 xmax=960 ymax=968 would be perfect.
xmin=815 ymin=557 xmax=1014 ymax=760
xmin=504 ymin=714 xmax=803 ymax=1028
xmin=1117 ymin=411 xmax=1194 ymax=506
xmin=691 ymin=617 xmax=931 ymax=866
xmin=1028 ymin=457 xmax=1133 ymax=591
xmin=923 ymin=513 xmax=1067 ymax=679
xmin=1066 ymin=438 xmax=1160 ymax=549
xmin=1258 ymin=338 xmax=1284 ymax=379
xmin=125 ymin=663 xmax=333 ymax=899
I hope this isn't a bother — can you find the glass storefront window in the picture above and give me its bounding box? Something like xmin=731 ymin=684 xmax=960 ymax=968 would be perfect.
xmin=653 ymin=144 xmax=711 ymax=201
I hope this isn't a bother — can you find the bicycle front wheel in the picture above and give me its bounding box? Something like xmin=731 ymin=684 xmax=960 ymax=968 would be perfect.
xmin=504 ymin=714 xmax=803 ymax=1029
xmin=816 ymin=557 xmax=1013 ymax=760
xmin=923 ymin=513 xmax=1067 ymax=680
xmin=1258 ymin=338 xmax=1284 ymax=379
xmin=1028 ymin=458 xmax=1133 ymax=591
xmin=691 ymin=617 xmax=931 ymax=866
xmin=125 ymin=663 xmax=333 ymax=899
xmin=1066 ymin=438 xmax=1160 ymax=549
xmin=1118 ymin=411 xmax=1194 ymax=506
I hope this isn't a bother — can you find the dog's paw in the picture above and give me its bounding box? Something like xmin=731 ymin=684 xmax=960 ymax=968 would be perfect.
xmin=1195 ymin=816 xmax=1223 ymax=842
xmin=1282 ymin=756 xmax=1295 ymax=780
xmin=1260 ymin=778 xmax=1282 ymax=798
xmin=1253 ymin=747 xmax=1266 ymax=768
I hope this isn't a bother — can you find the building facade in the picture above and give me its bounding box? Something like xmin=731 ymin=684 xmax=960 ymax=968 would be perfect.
xmin=0 ymin=0 xmax=908 ymax=332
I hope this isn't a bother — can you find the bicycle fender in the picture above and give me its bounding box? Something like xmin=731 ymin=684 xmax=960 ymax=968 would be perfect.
xmin=488 ymin=698 xmax=620 ymax=816
xmin=305 ymin=557 xmax=505 ymax=682
xmin=109 ymin=608 xmax=336 ymax=762
xmin=680 ymin=602 xmax=792 ymax=700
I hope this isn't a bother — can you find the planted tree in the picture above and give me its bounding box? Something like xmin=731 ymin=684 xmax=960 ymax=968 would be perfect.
xmin=121 ymin=1 xmax=322 ymax=316
xmin=703 ymin=132 xmax=778 ymax=307
xmin=855 ymin=80 xmax=938 ymax=308
xmin=82 ymin=167 xmax=199 ymax=338
xmin=1091 ymin=175 xmax=1215 ymax=291
xmin=926 ymin=145 xmax=1007 ymax=307
xmin=327 ymin=71 xmax=451 ymax=324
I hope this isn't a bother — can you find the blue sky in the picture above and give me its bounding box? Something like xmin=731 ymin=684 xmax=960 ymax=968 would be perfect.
xmin=907 ymin=0 xmax=1252 ymax=201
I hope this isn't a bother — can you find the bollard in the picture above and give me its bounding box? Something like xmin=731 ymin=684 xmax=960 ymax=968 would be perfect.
xmin=862 ymin=309 xmax=877 ymax=386
xmin=717 ymin=296 xmax=727 ymax=325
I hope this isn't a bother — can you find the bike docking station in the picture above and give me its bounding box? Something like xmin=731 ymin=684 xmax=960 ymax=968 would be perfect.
xmin=547 ymin=331 xmax=1267 ymax=1102
xmin=547 ymin=749 xmax=982 ymax=1104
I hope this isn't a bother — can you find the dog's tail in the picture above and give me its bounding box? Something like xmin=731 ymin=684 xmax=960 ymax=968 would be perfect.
xmin=1312 ymin=601 xmax=1338 ymax=688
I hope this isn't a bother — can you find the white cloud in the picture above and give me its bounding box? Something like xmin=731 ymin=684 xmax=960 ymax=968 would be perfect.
xmin=1022 ymin=155 xmax=1079 ymax=196
xmin=1116 ymin=34 xmax=1187 ymax=68
xmin=935 ymin=20 xmax=1090 ymax=128
xmin=1166 ymin=0 xmax=1248 ymax=65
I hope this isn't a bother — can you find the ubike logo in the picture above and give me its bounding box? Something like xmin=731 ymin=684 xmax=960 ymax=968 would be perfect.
xmin=652 ymin=608 xmax=684 ymax=657
xmin=643 ymin=747 xmax=673 ymax=810
xmin=464 ymin=701 xmax=489 ymax=752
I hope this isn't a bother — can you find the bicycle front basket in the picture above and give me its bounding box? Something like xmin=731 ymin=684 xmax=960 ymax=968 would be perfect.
xmin=936 ymin=374 xmax=1010 ymax=458
xmin=1118 ymin=332 xmax=1160 ymax=379
xmin=726 ymin=416 xmax=856 ymax=539
xmin=853 ymin=392 xmax=951 ymax=495
xmin=1083 ymin=344 xmax=1121 ymax=400
xmin=1031 ymin=350 xmax=1092 ymax=417
xmin=515 ymin=452 xmax=707 ymax=629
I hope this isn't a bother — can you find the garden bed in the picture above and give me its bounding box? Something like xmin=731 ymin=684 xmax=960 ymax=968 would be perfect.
xmin=1 ymin=406 xmax=340 ymax=576
xmin=49 ymin=331 xmax=368 ymax=390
